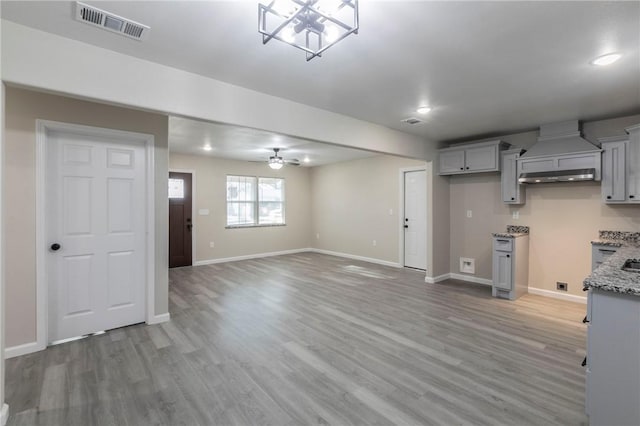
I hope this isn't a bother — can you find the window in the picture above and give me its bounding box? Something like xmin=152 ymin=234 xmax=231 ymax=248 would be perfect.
xmin=226 ymin=175 xmax=285 ymax=227
xmin=168 ymin=178 xmax=185 ymax=199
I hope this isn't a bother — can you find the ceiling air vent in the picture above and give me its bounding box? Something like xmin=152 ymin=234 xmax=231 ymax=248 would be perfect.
xmin=74 ymin=2 xmax=150 ymax=41
xmin=401 ymin=117 xmax=423 ymax=125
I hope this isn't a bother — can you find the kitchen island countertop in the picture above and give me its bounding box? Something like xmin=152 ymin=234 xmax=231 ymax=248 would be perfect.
xmin=584 ymin=243 xmax=640 ymax=296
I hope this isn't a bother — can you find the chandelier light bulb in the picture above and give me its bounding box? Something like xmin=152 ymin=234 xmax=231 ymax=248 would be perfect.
xmin=325 ymin=25 xmax=339 ymax=43
xmin=281 ymin=26 xmax=296 ymax=43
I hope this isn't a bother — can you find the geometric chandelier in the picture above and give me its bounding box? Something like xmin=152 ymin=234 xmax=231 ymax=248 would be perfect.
xmin=258 ymin=0 xmax=359 ymax=61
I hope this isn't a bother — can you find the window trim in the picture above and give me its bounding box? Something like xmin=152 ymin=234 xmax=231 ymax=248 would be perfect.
xmin=226 ymin=174 xmax=286 ymax=228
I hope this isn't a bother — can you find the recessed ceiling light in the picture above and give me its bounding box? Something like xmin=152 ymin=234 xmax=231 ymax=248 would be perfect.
xmin=303 ymin=157 xmax=310 ymax=163
xmin=591 ymin=53 xmax=622 ymax=66
xmin=203 ymin=145 xmax=212 ymax=151
xmin=416 ymin=106 xmax=431 ymax=115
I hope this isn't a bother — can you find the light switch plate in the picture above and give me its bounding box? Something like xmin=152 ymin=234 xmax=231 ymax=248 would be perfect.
xmin=466 ymin=210 xmax=472 ymax=218
xmin=199 ymin=209 xmax=210 ymax=215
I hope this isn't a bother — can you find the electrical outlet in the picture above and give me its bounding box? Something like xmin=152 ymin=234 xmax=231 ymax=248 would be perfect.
xmin=466 ymin=210 xmax=472 ymax=218
xmin=388 ymin=209 xmax=393 ymax=215
xmin=373 ymin=240 xmax=377 ymax=246
xmin=557 ymin=282 xmax=568 ymax=291
xmin=512 ymin=210 xmax=519 ymax=220
xmin=209 ymin=242 xmax=215 ymax=248
xmin=316 ymin=233 xmax=320 ymax=239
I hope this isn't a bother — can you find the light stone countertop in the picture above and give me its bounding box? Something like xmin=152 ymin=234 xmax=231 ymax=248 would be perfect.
xmin=591 ymin=239 xmax=624 ymax=248
xmin=492 ymin=225 xmax=530 ymax=239
xmin=492 ymin=232 xmax=528 ymax=238
xmin=584 ymin=243 xmax=640 ymax=296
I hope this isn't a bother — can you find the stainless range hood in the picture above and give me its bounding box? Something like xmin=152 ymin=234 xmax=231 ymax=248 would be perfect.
xmin=517 ymin=121 xmax=602 ymax=184
xmin=519 ymin=168 xmax=596 ymax=184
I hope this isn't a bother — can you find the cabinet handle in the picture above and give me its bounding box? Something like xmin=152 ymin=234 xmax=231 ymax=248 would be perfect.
xmin=630 ymin=195 xmax=635 ymax=199
xmin=581 ymin=357 xmax=587 ymax=367
xmin=506 ymin=254 xmax=510 ymax=258
xmin=465 ymin=166 xmax=469 ymax=170
xmin=607 ymin=195 xmax=612 ymax=199
xmin=511 ymin=197 xmax=515 ymax=201
xmin=582 ymin=315 xmax=589 ymax=324
xmin=460 ymin=167 xmax=464 ymax=170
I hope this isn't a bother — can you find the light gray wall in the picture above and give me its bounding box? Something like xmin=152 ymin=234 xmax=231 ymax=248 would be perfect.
xmin=169 ymin=154 xmax=312 ymax=261
xmin=448 ymin=114 xmax=640 ymax=297
xmin=3 ymin=87 xmax=169 ymax=348
xmin=310 ymin=155 xmax=427 ymax=265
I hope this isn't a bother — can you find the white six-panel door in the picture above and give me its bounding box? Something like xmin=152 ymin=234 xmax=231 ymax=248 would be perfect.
xmin=46 ymin=129 xmax=146 ymax=342
xmin=404 ymin=170 xmax=427 ymax=270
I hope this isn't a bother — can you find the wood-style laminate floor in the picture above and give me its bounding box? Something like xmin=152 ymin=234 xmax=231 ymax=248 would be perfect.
xmin=6 ymin=253 xmax=588 ymax=425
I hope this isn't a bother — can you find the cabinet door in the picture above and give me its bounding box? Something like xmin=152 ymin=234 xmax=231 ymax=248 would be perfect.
xmin=601 ymin=141 xmax=627 ymax=202
xmin=502 ymin=151 xmax=524 ymax=204
xmin=465 ymin=144 xmax=498 ymax=172
xmin=627 ymin=128 xmax=640 ymax=202
xmin=492 ymin=251 xmax=512 ymax=290
xmin=439 ymin=150 xmax=465 ymax=174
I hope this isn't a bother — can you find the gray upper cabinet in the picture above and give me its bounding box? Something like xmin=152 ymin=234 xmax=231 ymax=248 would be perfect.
xmin=627 ymin=124 xmax=640 ymax=202
xmin=599 ymin=123 xmax=640 ymax=204
xmin=600 ymin=136 xmax=627 ymax=202
xmin=501 ymin=149 xmax=526 ymax=204
xmin=438 ymin=140 xmax=509 ymax=175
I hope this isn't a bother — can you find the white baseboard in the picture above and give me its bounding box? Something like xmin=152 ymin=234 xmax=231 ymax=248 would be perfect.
xmin=147 ymin=313 xmax=171 ymax=325
xmin=448 ymin=273 xmax=492 ymax=286
xmin=5 ymin=341 xmax=44 ymax=359
xmin=425 ymin=273 xmax=450 ymax=284
xmin=1 ymin=403 xmax=8 ymax=426
xmin=528 ymin=287 xmax=587 ymax=304
xmin=309 ymin=248 xmax=402 ymax=268
xmin=193 ymin=248 xmax=312 ymax=266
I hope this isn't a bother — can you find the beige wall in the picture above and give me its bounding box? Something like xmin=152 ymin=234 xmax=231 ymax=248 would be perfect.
xmin=310 ymin=155 xmax=427 ymax=266
xmin=169 ymin=154 xmax=311 ymax=261
xmin=3 ymin=87 xmax=169 ymax=347
xmin=449 ymin=114 xmax=640 ymax=297
xmin=430 ymin=171 xmax=451 ymax=277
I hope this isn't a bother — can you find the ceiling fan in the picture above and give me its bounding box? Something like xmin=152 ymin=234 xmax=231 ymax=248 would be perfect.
xmin=263 ymin=148 xmax=300 ymax=169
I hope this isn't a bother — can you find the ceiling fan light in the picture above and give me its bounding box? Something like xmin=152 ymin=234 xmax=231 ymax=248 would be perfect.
xmin=269 ymin=155 xmax=285 ymax=169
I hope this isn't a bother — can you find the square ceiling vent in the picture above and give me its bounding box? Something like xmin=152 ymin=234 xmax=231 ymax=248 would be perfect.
xmin=74 ymin=2 xmax=150 ymax=41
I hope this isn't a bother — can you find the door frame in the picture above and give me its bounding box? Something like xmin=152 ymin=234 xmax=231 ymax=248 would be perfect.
xmin=35 ymin=120 xmax=156 ymax=351
xmin=168 ymin=168 xmax=196 ymax=264
xmin=398 ymin=166 xmax=427 ymax=269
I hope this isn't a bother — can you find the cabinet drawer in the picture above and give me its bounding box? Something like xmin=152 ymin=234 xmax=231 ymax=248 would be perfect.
xmin=493 ymin=238 xmax=513 ymax=252
xmin=591 ymin=245 xmax=618 ymax=271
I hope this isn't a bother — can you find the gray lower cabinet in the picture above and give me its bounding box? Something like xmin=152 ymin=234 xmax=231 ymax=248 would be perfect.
xmin=492 ymin=235 xmax=529 ymax=300
xmin=591 ymin=243 xmax=618 ymax=271
xmin=586 ymin=289 xmax=640 ymax=425
xmin=501 ymin=148 xmax=526 ymax=204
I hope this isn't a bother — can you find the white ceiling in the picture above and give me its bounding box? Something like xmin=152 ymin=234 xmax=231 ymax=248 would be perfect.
xmin=169 ymin=116 xmax=377 ymax=165
xmin=2 ymin=1 xmax=639 ymax=146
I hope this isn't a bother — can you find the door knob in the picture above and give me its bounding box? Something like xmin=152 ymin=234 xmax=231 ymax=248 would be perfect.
xmin=50 ymin=243 xmax=61 ymax=251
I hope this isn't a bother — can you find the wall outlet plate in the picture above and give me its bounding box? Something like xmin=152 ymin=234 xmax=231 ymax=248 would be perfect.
xmin=460 ymin=257 xmax=475 ymax=274
xmin=556 ymin=282 xmax=568 ymax=291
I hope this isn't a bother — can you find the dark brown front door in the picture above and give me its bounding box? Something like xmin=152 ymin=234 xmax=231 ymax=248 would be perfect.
xmin=169 ymin=172 xmax=193 ymax=268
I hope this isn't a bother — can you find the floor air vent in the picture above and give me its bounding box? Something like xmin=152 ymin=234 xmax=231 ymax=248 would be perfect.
xmin=74 ymin=2 xmax=150 ymax=41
